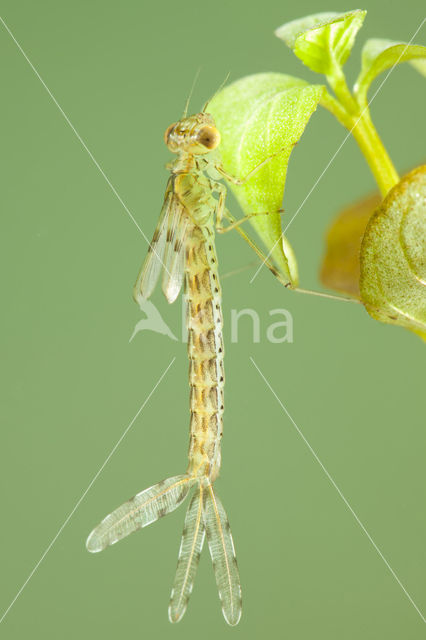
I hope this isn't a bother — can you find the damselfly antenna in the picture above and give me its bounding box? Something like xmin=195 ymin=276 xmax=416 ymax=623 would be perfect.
xmin=202 ymin=71 xmax=231 ymax=113
xmin=182 ymin=67 xmax=202 ymax=118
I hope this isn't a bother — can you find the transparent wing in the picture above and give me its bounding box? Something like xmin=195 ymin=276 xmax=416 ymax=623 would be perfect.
xmin=169 ymin=486 xmax=205 ymax=623
xmin=133 ymin=182 xmax=173 ymax=302
xmin=162 ymin=205 xmax=189 ymax=304
xmin=86 ymin=474 xmax=193 ymax=553
xmin=203 ymin=485 xmax=242 ymax=626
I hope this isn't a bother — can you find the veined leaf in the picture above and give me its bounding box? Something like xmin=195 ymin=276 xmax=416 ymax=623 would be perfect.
xmin=275 ymin=10 xmax=366 ymax=75
xmin=360 ymin=166 xmax=426 ymax=340
xmin=208 ymin=73 xmax=323 ymax=285
xmin=320 ymin=192 xmax=381 ymax=298
xmin=355 ymin=38 xmax=426 ymax=105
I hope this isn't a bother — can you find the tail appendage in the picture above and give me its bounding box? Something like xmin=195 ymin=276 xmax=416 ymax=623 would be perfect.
xmin=86 ymin=476 xmax=241 ymax=625
xmin=168 ymin=485 xmax=205 ymax=623
xmin=202 ymin=484 xmax=242 ymax=626
xmin=86 ymin=475 xmax=193 ymax=552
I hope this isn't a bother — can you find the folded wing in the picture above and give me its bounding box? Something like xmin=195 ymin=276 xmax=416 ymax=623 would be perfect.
xmin=133 ymin=180 xmax=189 ymax=304
xmin=133 ymin=181 xmax=172 ymax=302
xmin=162 ymin=204 xmax=189 ymax=304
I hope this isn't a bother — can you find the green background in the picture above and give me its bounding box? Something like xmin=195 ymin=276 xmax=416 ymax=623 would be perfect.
xmin=0 ymin=1 xmax=424 ymax=638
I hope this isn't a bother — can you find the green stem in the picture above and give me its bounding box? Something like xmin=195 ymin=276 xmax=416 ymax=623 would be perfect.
xmin=349 ymin=110 xmax=399 ymax=196
xmin=322 ymin=67 xmax=399 ymax=197
xmin=327 ymin=66 xmax=359 ymax=115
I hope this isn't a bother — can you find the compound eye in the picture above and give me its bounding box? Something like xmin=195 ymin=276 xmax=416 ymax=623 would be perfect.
xmin=197 ymin=126 xmax=221 ymax=150
xmin=164 ymin=123 xmax=176 ymax=145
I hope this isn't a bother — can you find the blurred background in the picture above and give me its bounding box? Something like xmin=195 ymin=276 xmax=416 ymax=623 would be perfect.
xmin=0 ymin=1 xmax=424 ymax=638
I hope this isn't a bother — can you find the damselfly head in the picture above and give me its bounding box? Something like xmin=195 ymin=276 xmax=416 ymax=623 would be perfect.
xmin=164 ymin=113 xmax=220 ymax=155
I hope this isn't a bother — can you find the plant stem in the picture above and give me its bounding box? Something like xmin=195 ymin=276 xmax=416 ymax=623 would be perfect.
xmin=321 ymin=68 xmax=400 ymax=197
xmin=349 ymin=109 xmax=399 ymax=196
xmin=327 ymin=66 xmax=359 ymax=115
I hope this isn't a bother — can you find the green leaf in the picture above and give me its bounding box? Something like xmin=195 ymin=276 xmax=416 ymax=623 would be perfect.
xmin=275 ymin=10 xmax=366 ymax=75
xmin=208 ymin=73 xmax=323 ymax=286
xmin=354 ymin=39 xmax=426 ymax=105
xmin=360 ymin=166 xmax=426 ymax=340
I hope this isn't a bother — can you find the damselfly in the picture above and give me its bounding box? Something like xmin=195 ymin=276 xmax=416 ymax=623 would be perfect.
xmin=86 ymin=94 xmax=284 ymax=626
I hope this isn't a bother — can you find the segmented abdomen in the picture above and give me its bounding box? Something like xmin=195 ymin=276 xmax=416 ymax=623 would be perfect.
xmin=186 ymin=222 xmax=224 ymax=482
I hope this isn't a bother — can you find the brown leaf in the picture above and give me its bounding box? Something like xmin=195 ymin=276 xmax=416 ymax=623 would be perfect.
xmin=320 ymin=193 xmax=381 ymax=297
